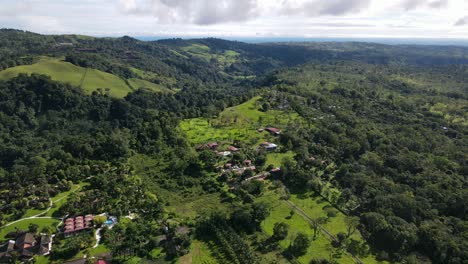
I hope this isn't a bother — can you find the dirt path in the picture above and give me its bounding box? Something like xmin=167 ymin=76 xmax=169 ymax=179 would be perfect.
xmin=283 ymin=199 xmax=364 ymax=264
xmin=93 ymin=228 xmax=102 ymax=248
xmin=244 ymin=172 xmax=270 ymax=182
xmin=0 ymin=184 xmax=83 ymax=229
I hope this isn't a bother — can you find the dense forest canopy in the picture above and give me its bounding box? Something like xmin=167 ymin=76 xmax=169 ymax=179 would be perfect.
xmin=0 ymin=29 xmax=466 ymax=264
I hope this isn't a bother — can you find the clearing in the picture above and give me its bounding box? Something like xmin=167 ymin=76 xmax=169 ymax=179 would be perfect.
xmin=0 ymin=57 xmax=170 ymax=98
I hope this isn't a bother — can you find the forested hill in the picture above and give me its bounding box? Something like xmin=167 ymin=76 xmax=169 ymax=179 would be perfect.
xmin=0 ymin=29 xmax=467 ymax=264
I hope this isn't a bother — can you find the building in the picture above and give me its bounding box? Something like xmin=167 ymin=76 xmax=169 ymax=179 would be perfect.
xmin=0 ymin=233 xmax=53 ymax=261
xmin=64 ymin=215 xmax=94 ymax=237
xmin=270 ymin=168 xmax=281 ymax=173
xmin=16 ymin=233 xmax=36 ymax=258
xmin=0 ymin=240 xmax=15 ymax=261
xmin=265 ymin=127 xmax=281 ymax=135
xmin=207 ymin=142 xmax=219 ymax=150
xmin=227 ymin=146 xmax=239 ymax=152
xmin=217 ymin=151 xmax=231 ymax=157
xmin=38 ymin=234 xmax=53 ymax=255
xmin=261 ymin=142 xmax=278 ymax=151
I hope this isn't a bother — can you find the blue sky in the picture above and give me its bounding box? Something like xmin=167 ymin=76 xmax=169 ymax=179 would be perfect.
xmin=0 ymin=0 xmax=467 ymax=38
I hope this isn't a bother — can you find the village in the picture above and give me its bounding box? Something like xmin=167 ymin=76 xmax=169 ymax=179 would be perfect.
xmin=196 ymin=127 xmax=283 ymax=186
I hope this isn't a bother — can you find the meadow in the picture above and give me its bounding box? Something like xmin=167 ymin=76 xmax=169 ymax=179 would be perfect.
xmin=180 ymin=44 xmax=240 ymax=68
xmin=0 ymin=218 xmax=60 ymax=240
xmin=180 ymin=96 xmax=302 ymax=145
xmin=256 ymin=186 xmax=383 ymax=264
xmin=0 ymin=57 xmax=172 ymax=98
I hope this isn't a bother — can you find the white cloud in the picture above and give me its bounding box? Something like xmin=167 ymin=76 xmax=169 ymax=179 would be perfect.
xmin=399 ymin=0 xmax=449 ymax=10
xmin=118 ymin=0 xmax=259 ymax=25
xmin=0 ymin=0 xmax=466 ymax=38
xmin=455 ymin=16 xmax=468 ymax=26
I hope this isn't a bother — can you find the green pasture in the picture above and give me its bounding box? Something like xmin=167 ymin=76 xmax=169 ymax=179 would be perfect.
xmin=0 ymin=57 xmax=171 ymax=98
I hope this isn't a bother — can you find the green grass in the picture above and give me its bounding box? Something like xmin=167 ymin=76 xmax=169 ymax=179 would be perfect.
xmin=0 ymin=218 xmax=59 ymax=241
xmin=128 ymin=78 xmax=173 ymax=93
xmin=255 ymin=185 xmax=384 ymax=264
xmin=180 ymin=97 xmax=302 ymax=145
xmin=46 ymin=183 xmax=88 ymax=217
xmin=35 ymin=255 xmax=51 ymax=264
xmin=164 ymin=190 xmax=229 ymax=220
xmin=130 ymin=67 xmax=178 ymax=88
xmin=12 ymin=182 xmax=88 ymax=220
xmin=266 ymin=151 xmax=295 ymax=167
xmin=288 ymin=193 xmax=384 ymax=264
xmin=128 ymin=154 xmax=229 ymax=220
xmin=89 ymin=244 xmax=110 ymax=256
xmin=22 ymin=208 xmax=47 ymax=218
xmin=80 ymin=68 xmax=132 ymax=98
xmin=180 ymin=44 xmax=240 ymax=68
xmin=0 ymin=57 xmax=165 ymax=98
xmin=178 ymin=240 xmax=219 ymax=264
xmin=260 ymin=199 xmax=355 ymax=263
xmin=0 ymin=57 xmax=85 ymax=86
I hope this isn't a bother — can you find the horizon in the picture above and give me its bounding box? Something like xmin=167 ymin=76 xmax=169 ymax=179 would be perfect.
xmin=6 ymin=28 xmax=468 ymax=47
xmin=1 ymin=0 xmax=467 ymax=39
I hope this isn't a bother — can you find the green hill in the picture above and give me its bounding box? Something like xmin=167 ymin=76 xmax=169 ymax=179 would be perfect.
xmin=0 ymin=57 xmax=171 ymax=98
xmin=128 ymin=78 xmax=172 ymax=93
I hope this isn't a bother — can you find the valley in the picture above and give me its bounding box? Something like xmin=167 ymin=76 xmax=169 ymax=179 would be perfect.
xmin=0 ymin=29 xmax=466 ymax=264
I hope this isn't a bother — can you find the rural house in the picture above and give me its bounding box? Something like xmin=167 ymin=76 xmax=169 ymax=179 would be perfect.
xmin=265 ymin=127 xmax=281 ymax=135
xmin=0 ymin=233 xmax=53 ymax=261
xmin=261 ymin=142 xmax=278 ymax=151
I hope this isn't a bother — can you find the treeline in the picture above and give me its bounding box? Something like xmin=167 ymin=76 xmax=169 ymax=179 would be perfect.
xmin=64 ymin=53 xmax=137 ymax=79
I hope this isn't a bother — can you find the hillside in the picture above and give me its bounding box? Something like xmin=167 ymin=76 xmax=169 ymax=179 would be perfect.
xmin=0 ymin=57 xmax=172 ymax=98
xmin=0 ymin=29 xmax=467 ymax=264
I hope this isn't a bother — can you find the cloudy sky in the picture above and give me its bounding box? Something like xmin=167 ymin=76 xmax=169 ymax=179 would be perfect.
xmin=0 ymin=0 xmax=467 ymax=38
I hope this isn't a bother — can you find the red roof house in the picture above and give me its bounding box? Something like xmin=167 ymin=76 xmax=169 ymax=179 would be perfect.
xmin=265 ymin=127 xmax=281 ymax=135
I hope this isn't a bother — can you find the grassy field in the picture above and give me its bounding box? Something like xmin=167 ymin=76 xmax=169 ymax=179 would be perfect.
xmin=130 ymin=67 xmax=178 ymax=89
xmin=164 ymin=189 xmax=230 ymax=220
xmin=266 ymin=151 xmax=295 ymax=167
xmin=178 ymin=240 xmax=219 ymax=264
xmin=254 ymin=185 xmax=384 ymax=264
xmin=0 ymin=218 xmax=60 ymax=240
xmin=180 ymin=44 xmax=240 ymax=68
xmin=180 ymin=96 xmax=302 ymax=145
xmin=0 ymin=57 xmax=172 ymax=98
xmin=289 ymin=193 xmax=384 ymax=264
xmin=128 ymin=78 xmax=173 ymax=93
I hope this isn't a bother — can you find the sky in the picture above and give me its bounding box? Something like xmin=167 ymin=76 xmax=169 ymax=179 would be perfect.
xmin=0 ymin=0 xmax=467 ymax=39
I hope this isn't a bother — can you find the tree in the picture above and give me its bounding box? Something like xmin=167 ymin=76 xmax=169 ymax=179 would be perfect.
xmin=273 ymin=222 xmax=289 ymax=241
xmin=199 ymin=150 xmax=218 ymax=170
xmin=252 ymin=202 xmax=269 ymax=224
xmin=28 ymin=223 xmax=39 ymax=234
xmin=345 ymin=216 xmax=360 ymax=237
xmin=94 ymin=215 xmax=107 ymax=226
xmin=311 ymin=217 xmax=327 ymax=239
xmin=290 ymin=232 xmax=311 ymax=256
